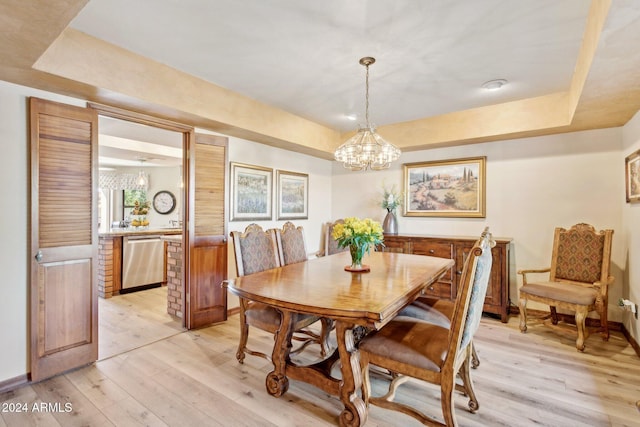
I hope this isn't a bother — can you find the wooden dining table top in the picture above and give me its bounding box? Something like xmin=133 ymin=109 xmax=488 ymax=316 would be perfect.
xmin=227 ymin=251 xmax=454 ymax=328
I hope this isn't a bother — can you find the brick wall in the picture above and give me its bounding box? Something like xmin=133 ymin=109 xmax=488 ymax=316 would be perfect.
xmin=166 ymin=239 xmax=184 ymax=318
xmin=98 ymin=236 xmax=115 ymax=298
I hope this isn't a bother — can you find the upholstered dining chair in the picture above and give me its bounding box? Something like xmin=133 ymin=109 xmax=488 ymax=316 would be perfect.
xmin=399 ymin=227 xmax=496 ymax=369
xmin=275 ymin=221 xmax=309 ymax=265
xmin=274 ymin=221 xmax=333 ymax=355
xmin=316 ymin=219 xmax=349 ymax=257
xmin=358 ymin=229 xmax=493 ymax=426
xmin=518 ymin=223 xmax=614 ymax=352
xmin=231 ymin=223 xmax=323 ymax=363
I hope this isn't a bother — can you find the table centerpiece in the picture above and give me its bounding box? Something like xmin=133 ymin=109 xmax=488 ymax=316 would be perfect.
xmin=331 ymin=216 xmax=384 ymax=272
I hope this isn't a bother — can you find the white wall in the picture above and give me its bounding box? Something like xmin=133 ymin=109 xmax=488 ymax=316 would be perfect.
xmin=332 ymin=128 xmax=625 ymax=319
xmin=195 ymin=129 xmax=333 ymax=308
xmin=622 ymin=111 xmax=640 ymax=343
xmin=0 ymin=81 xmax=85 ymax=382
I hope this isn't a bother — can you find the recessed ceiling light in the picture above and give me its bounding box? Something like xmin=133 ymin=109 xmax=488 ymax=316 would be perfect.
xmin=482 ymin=79 xmax=508 ymax=90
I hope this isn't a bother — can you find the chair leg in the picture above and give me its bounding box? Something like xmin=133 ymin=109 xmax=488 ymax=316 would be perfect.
xmin=550 ymin=306 xmax=559 ymax=325
xmin=600 ymin=301 xmax=610 ymax=341
xmin=575 ymin=307 xmax=588 ymax=352
xmin=518 ymin=297 xmax=528 ymax=333
xmin=319 ymin=317 xmax=334 ymax=357
xmin=471 ymin=341 xmax=480 ymax=369
xmin=459 ymin=348 xmax=479 ymax=413
xmin=236 ymin=302 xmax=249 ymax=363
xmin=441 ymin=375 xmax=458 ymax=427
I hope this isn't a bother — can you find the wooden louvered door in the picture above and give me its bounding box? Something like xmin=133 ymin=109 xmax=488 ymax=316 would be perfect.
xmin=185 ymin=133 xmax=228 ymax=329
xmin=29 ymin=98 xmax=98 ymax=381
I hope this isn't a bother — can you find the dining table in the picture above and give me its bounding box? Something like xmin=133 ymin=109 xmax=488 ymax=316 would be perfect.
xmin=226 ymin=250 xmax=454 ymax=427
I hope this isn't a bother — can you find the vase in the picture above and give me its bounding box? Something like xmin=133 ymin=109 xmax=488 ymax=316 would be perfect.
xmin=383 ymin=209 xmax=398 ymax=235
xmin=345 ymin=243 xmax=370 ymax=272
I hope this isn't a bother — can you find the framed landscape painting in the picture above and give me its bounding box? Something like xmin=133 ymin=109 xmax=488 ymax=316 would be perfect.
xmin=230 ymin=162 xmax=272 ymax=221
xmin=403 ymin=156 xmax=486 ymax=218
xmin=626 ymin=149 xmax=640 ymax=203
xmin=276 ymin=170 xmax=308 ymax=220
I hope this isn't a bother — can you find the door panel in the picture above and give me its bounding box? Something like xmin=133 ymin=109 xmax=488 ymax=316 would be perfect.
xmin=186 ymin=133 xmax=228 ymax=329
xmin=30 ymin=97 xmax=98 ymax=382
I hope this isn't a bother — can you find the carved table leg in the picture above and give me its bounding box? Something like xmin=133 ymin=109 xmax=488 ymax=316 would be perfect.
xmin=335 ymin=321 xmax=368 ymax=427
xmin=266 ymin=309 xmax=295 ymax=397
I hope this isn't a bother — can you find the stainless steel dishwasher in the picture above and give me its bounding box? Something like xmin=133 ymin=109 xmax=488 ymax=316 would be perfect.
xmin=122 ymin=235 xmax=165 ymax=290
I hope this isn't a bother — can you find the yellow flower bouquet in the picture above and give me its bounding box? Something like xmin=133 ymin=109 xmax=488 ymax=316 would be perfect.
xmin=332 ymin=217 xmax=384 ymax=270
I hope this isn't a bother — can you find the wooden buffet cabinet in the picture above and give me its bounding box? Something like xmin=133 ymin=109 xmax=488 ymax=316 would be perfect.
xmin=380 ymin=233 xmax=512 ymax=322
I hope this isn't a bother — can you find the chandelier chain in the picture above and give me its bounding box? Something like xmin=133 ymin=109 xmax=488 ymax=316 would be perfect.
xmin=364 ymin=62 xmax=370 ymax=127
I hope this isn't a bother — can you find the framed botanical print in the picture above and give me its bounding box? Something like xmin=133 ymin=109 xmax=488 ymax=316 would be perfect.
xmin=626 ymin=149 xmax=640 ymax=203
xmin=403 ymin=156 xmax=486 ymax=218
xmin=230 ymin=162 xmax=272 ymax=221
xmin=276 ymin=170 xmax=308 ymax=220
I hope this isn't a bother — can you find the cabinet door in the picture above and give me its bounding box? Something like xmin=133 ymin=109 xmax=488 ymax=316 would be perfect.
xmin=412 ymin=240 xmax=454 ymax=298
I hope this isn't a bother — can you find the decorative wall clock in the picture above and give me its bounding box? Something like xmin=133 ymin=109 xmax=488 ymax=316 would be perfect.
xmin=153 ymin=190 xmax=176 ymax=214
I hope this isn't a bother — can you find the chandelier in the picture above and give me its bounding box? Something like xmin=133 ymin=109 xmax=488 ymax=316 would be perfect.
xmin=334 ymin=57 xmax=401 ymax=171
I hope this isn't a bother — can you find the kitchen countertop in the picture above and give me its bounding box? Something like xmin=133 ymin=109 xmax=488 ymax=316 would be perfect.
xmin=99 ymin=228 xmax=182 ymax=237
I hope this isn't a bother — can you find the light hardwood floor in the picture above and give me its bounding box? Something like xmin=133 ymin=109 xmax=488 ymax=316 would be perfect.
xmin=2 ymin=305 xmax=639 ymax=426
xmin=98 ymin=286 xmax=184 ymax=360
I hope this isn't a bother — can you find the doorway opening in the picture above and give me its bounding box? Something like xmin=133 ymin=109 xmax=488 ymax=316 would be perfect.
xmin=97 ymin=113 xmax=186 ymax=360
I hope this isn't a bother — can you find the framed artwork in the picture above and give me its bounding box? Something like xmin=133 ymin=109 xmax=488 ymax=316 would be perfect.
xmin=230 ymin=162 xmax=273 ymax=221
xmin=276 ymin=170 xmax=309 ymax=220
xmin=626 ymin=149 xmax=640 ymax=203
xmin=403 ymin=156 xmax=486 ymax=218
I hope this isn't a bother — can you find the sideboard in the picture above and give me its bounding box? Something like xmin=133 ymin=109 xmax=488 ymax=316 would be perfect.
xmin=380 ymin=233 xmax=512 ymax=322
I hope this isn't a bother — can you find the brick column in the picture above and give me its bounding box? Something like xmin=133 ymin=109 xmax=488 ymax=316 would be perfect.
xmin=98 ymin=236 xmax=114 ymax=298
xmin=166 ymin=239 xmax=183 ymax=318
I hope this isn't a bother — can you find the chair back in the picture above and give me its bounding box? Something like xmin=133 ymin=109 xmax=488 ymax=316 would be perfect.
xmin=325 ymin=219 xmax=348 ymax=256
xmin=231 ymin=223 xmax=280 ymax=277
xmin=549 ymin=223 xmax=613 ymax=285
xmin=448 ymin=228 xmax=494 ymax=358
xmin=276 ymin=221 xmax=308 ymax=265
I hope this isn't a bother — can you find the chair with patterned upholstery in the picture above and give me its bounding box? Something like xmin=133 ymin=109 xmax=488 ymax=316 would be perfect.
xmin=358 ymin=229 xmax=493 ymax=426
xmin=317 ymin=219 xmax=349 ymax=257
xmin=275 ymin=221 xmax=333 ymax=355
xmin=518 ymin=223 xmax=614 ymax=352
xmin=231 ymin=223 xmax=323 ymax=363
xmin=275 ymin=221 xmax=309 ymax=265
xmin=399 ymin=227 xmax=495 ymax=369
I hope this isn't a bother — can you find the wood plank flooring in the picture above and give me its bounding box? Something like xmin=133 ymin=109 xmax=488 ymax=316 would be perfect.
xmin=98 ymin=286 xmax=184 ymax=360
xmin=2 ymin=297 xmax=640 ymax=426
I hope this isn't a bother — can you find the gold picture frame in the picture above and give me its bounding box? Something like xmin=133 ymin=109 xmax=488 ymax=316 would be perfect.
xmin=625 ymin=149 xmax=640 ymax=203
xmin=403 ymin=156 xmax=486 ymax=218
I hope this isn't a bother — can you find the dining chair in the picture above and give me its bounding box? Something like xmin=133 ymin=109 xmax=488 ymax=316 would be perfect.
xmin=518 ymin=223 xmax=614 ymax=351
xmin=398 ymin=227 xmax=495 ymax=368
xmin=231 ymin=223 xmax=323 ymax=363
xmin=358 ymin=229 xmax=493 ymax=426
xmin=275 ymin=221 xmax=309 ymax=265
xmin=274 ymin=221 xmax=333 ymax=355
xmin=316 ymin=219 xmax=349 ymax=257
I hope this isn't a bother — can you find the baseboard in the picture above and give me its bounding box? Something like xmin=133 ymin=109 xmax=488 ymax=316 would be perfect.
xmin=227 ymin=306 xmax=240 ymax=317
xmin=0 ymin=374 xmax=29 ymax=394
xmin=622 ymin=324 xmax=640 ymax=358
